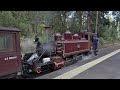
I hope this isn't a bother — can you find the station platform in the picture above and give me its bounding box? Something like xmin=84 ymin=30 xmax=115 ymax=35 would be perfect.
xmin=35 ymin=45 xmax=120 ymax=79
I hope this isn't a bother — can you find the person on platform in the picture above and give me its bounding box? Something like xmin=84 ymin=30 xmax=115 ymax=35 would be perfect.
xmin=34 ymin=35 xmax=41 ymax=50
xmin=92 ymin=34 xmax=98 ymax=55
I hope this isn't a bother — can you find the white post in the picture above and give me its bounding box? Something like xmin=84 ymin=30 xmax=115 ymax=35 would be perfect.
xmin=117 ymin=21 xmax=120 ymax=37
xmin=95 ymin=11 xmax=99 ymax=34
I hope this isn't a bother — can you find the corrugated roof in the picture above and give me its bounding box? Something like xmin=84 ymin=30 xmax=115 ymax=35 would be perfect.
xmin=0 ymin=27 xmax=21 ymax=32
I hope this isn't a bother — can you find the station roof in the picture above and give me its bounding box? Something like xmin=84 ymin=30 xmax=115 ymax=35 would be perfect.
xmin=0 ymin=27 xmax=21 ymax=32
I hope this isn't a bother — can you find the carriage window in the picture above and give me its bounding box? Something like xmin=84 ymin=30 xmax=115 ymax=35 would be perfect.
xmin=0 ymin=33 xmax=15 ymax=52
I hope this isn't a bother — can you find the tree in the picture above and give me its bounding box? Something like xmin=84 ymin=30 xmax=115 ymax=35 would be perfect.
xmin=51 ymin=11 xmax=70 ymax=34
xmin=95 ymin=11 xmax=99 ymax=34
xmin=76 ymin=11 xmax=83 ymax=32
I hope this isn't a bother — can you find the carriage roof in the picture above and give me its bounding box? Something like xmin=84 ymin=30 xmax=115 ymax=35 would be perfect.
xmin=0 ymin=27 xmax=21 ymax=32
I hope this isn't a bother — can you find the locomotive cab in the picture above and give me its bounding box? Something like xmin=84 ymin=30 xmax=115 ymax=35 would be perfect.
xmin=0 ymin=27 xmax=21 ymax=78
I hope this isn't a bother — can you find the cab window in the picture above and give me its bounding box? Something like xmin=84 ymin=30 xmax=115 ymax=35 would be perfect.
xmin=0 ymin=33 xmax=16 ymax=52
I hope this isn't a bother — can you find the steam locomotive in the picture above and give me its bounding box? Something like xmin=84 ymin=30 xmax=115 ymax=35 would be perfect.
xmin=0 ymin=26 xmax=96 ymax=78
xmin=22 ymin=26 xmax=96 ymax=77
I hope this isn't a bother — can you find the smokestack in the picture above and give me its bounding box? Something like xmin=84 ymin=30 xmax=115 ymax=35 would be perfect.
xmin=45 ymin=26 xmax=51 ymax=43
xmin=43 ymin=11 xmax=52 ymax=43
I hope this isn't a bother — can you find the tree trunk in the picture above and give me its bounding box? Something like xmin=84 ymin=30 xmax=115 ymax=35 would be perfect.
xmin=76 ymin=11 xmax=83 ymax=32
xmin=87 ymin=11 xmax=91 ymax=32
xmin=77 ymin=11 xmax=82 ymax=32
xmin=95 ymin=11 xmax=98 ymax=34
xmin=82 ymin=11 xmax=87 ymax=30
xmin=79 ymin=11 xmax=83 ymax=32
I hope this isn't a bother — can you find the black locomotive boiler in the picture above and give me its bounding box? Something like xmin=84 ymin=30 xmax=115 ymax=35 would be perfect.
xmin=22 ymin=27 xmax=62 ymax=75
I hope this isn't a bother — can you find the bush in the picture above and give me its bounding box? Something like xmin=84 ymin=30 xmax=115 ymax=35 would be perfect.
xmin=98 ymin=37 xmax=106 ymax=47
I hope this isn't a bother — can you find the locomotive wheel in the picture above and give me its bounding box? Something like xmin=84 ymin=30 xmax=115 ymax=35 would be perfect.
xmin=51 ymin=62 xmax=64 ymax=70
xmin=48 ymin=63 xmax=56 ymax=71
xmin=52 ymin=63 xmax=58 ymax=70
xmin=33 ymin=67 xmax=41 ymax=74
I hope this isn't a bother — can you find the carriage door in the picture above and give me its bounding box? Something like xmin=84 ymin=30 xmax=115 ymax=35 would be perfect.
xmin=0 ymin=32 xmax=19 ymax=77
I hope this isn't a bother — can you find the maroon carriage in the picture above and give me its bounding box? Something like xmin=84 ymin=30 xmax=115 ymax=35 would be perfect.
xmin=0 ymin=27 xmax=21 ymax=78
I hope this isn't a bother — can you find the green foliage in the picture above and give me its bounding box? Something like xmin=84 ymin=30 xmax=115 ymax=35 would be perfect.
xmin=0 ymin=11 xmax=119 ymax=45
xmin=98 ymin=37 xmax=105 ymax=47
xmin=0 ymin=11 xmax=16 ymax=27
xmin=68 ymin=16 xmax=80 ymax=33
xmin=19 ymin=22 xmax=30 ymax=37
xmin=0 ymin=11 xmax=45 ymax=40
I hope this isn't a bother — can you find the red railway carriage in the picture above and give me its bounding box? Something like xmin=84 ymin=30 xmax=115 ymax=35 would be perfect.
xmin=0 ymin=27 xmax=21 ymax=78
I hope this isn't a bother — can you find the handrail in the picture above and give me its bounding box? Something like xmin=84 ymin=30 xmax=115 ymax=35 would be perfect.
xmin=33 ymin=50 xmax=46 ymax=63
